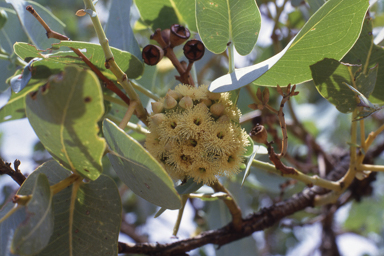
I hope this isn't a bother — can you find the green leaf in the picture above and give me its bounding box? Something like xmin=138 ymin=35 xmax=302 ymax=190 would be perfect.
xmin=196 ymin=0 xmax=261 ymax=55
xmin=14 ymin=41 xmax=144 ymax=80
xmin=0 ymin=81 xmax=44 ymax=123
xmin=311 ymin=58 xmax=357 ymax=113
xmin=12 ymin=173 xmax=53 ymax=255
xmin=355 ymin=65 xmax=378 ymax=98
xmin=342 ymin=17 xmax=384 ymax=104
xmin=134 ymin=0 xmax=179 ymax=30
xmin=242 ymin=145 xmax=268 ymax=186
xmin=0 ymin=202 xmax=27 ymax=256
xmin=103 ymin=119 xmax=181 ymax=210
xmin=5 ymin=0 xmax=65 ymax=50
xmin=209 ymin=0 xmax=369 ymax=93
xmin=173 ymin=0 xmax=197 ymax=32
xmin=243 ymin=136 xmax=254 ymax=157
xmin=105 ymin=0 xmax=142 ymax=61
xmin=16 ymin=160 xmax=122 ymax=256
xmin=26 ymin=66 xmax=106 ymax=181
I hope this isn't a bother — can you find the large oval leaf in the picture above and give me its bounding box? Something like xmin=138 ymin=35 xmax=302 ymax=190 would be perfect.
xmin=14 ymin=41 xmax=144 ymax=80
xmin=103 ymin=119 xmax=181 ymax=210
xmin=209 ymin=0 xmax=369 ymax=92
xmin=196 ymin=0 xmax=261 ymax=55
xmin=15 ymin=160 xmax=122 ymax=256
xmin=26 ymin=66 xmax=106 ymax=180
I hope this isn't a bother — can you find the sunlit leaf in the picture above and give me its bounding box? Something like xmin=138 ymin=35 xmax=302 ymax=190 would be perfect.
xmin=242 ymin=145 xmax=268 ymax=186
xmin=209 ymin=0 xmax=368 ymax=93
xmin=26 ymin=66 xmax=106 ymax=180
xmin=103 ymin=119 xmax=181 ymax=210
xmin=105 ymin=0 xmax=142 ymax=61
xmin=14 ymin=41 xmax=144 ymax=80
xmin=134 ymin=0 xmax=178 ymax=30
xmin=12 ymin=173 xmax=53 ymax=255
xmin=16 ymin=160 xmax=122 ymax=256
xmin=5 ymin=0 xmax=65 ymax=50
xmin=196 ymin=0 xmax=261 ymax=55
xmin=342 ymin=17 xmax=384 ymax=104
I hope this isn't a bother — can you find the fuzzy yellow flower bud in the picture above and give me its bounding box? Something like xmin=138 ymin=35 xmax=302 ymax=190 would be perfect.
xmin=200 ymin=98 xmax=212 ymax=107
xmin=217 ymin=115 xmax=230 ymax=123
xmin=179 ymin=96 xmax=193 ymax=109
xmin=151 ymin=102 xmax=164 ymax=113
xmin=210 ymin=103 xmax=225 ymax=117
xmin=167 ymin=89 xmax=182 ymax=100
xmin=150 ymin=113 xmax=166 ymax=126
xmin=207 ymin=91 xmax=221 ymax=100
xmin=164 ymin=94 xmax=177 ymax=109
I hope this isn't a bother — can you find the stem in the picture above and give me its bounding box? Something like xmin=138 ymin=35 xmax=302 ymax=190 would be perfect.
xmin=360 ymin=119 xmax=366 ymax=150
xmin=210 ymin=180 xmax=242 ymax=230
xmin=0 ymin=204 xmax=22 ymax=224
xmin=105 ymin=115 xmax=150 ymax=134
xmin=252 ymin=159 xmax=341 ymax=191
xmin=119 ymin=101 xmax=138 ymax=129
xmin=130 ymin=80 xmax=160 ymax=101
xmin=50 ymin=174 xmax=82 ymax=195
xmin=103 ymin=94 xmax=129 ymax=108
xmin=173 ymin=195 xmax=188 ymax=236
xmin=363 ymin=38 xmax=374 ymax=75
xmin=358 ymin=164 xmax=384 ymax=172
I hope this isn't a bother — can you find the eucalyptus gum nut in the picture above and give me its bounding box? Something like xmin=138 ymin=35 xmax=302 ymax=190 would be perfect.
xmin=207 ymin=91 xmax=221 ymax=100
xmin=151 ymin=102 xmax=164 ymax=113
xmin=164 ymin=94 xmax=177 ymax=109
xmin=167 ymin=89 xmax=180 ymax=100
xmin=200 ymin=98 xmax=212 ymax=107
xmin=150 ymin=113 xmax=166 ymax=126
xmin=170 ymin=24 xmax=190 ymax=48
xmin=210 ymin=103 xmax=225 ymax=117
xmin=0 ymin=10 xmax=7 ymax=30
xmin=179 ymin=96 xmax=193 ymax=109
xmin=161 ymin=28 xmax=171 ymax=46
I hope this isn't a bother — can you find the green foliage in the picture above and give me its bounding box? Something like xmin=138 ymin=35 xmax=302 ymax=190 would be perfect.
xmin=103 ymin=119 xmax=181 ymax=209
xmin=196 ymin=0 xmax=261 ymax=55
xmin=26 ymin=66 xmax=106 ymax=180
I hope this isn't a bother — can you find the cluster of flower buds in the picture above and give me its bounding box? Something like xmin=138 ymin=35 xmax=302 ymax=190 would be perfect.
xmin=142 ymin=24 xmax=205 ymax=86
xmin=145 ymin=84 xmax=249 ymax=184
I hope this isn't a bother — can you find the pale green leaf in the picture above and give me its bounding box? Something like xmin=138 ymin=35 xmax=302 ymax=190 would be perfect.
xmin=134 ymin=0 xmax=179 ymax=30
xmin=242 ymin=145 xmax=268 ymax=186
xmin=103 ymin=119 xmax=181 ymax=210
xmin=12 ymin=173 xmax=53 ymax=256
xmin=209 ymin=0 xmax=368 ymax=93
xmin=17 ymin=160 xmax=122 ymax=256
xmin=196 ymin=0 xmax=261 ymax=55
xmin=26 ymin=66 xmax=106 ymax=180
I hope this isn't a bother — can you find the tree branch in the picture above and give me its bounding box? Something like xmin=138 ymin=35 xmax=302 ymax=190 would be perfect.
xmin=0 ymin=158 xmax=26 ymax=186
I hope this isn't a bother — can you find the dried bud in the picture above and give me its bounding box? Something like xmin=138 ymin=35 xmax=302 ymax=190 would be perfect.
xmin=179 ymin=96 xmax=193 ymax=109
xmin=142 ymin=44 xmax=164 ymax=66
xmin=249 ymin=124 xmax=268 ymax=144
xmin=164 ymin=94 xmax=177 ymax=109
xmin=170 ymin=24 xmax=190 ymax=47
xmin=150 ymin=113 xmax=166 ymax=126
xmin=262 ymin=88 xmax=270 ymax=105
xmin=200 ymin=98 xmax=212 ymax=107
xmin=183 ymin=40 xmax=205 ymax=61
xmin=151 ymin=102 xmax=164 ymax=113
xmin=207 ymin=91 xmax=221 ymax=100
xmin=161 ymin=28 xmax=171 ymax=46
xmin=256 ymin=87 xmax=262 ymax=102
xmin=167 ymin=89 xmax=181 ymax=100
xmin=276 ymin=85 xmax=284 ymax=96
xmin=0 ymin=10 xmax=8 ymax=30
xmin=210 ymin=103 xmax=225 ymax=117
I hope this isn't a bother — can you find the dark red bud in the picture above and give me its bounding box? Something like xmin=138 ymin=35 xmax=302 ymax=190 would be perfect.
xmin=170 ymin=24 xmax=190 ymax=47
xmin=183 ymin=40 xmax=205 ymax=61
xmin=142 ymin=44 xmax=164 ymax=66
xmin=161 ymin=28 xmax=171 ymax=46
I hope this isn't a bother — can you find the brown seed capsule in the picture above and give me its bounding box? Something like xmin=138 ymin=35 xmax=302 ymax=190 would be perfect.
xmin=249 ymin=124 xmax=268 ymax=144
xmin=183 ymin=40 xmax=205 ymax=61
xmin=151 ymin=102 xmax=164 ymax=113
xmin=170 ymin=24 xmax=190 ymax=47
xmin=164 ymin=94 xmax=177 ymax=109
xmin=161 ymin=28 xmax=171 ymax=46
xmin=142 ymin=45 xmax=164 ymax=66
xmin=179 ymin=96 xmax=193 ymax=109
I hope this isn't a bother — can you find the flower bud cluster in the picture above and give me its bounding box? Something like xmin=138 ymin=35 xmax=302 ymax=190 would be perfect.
xmin=145 ymin=84 xmax=249 ymax=184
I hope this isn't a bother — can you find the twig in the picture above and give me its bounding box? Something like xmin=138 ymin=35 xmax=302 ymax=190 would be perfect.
xmin=25 ymin=5 xmax=131 ymax=107
xmin=210 ymin=180 xmax=242 ymax=231
xmin=0 ymin=158 xmax=26 ymax=186
xmin=119 ymin=101 xmax=138 ymax=129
